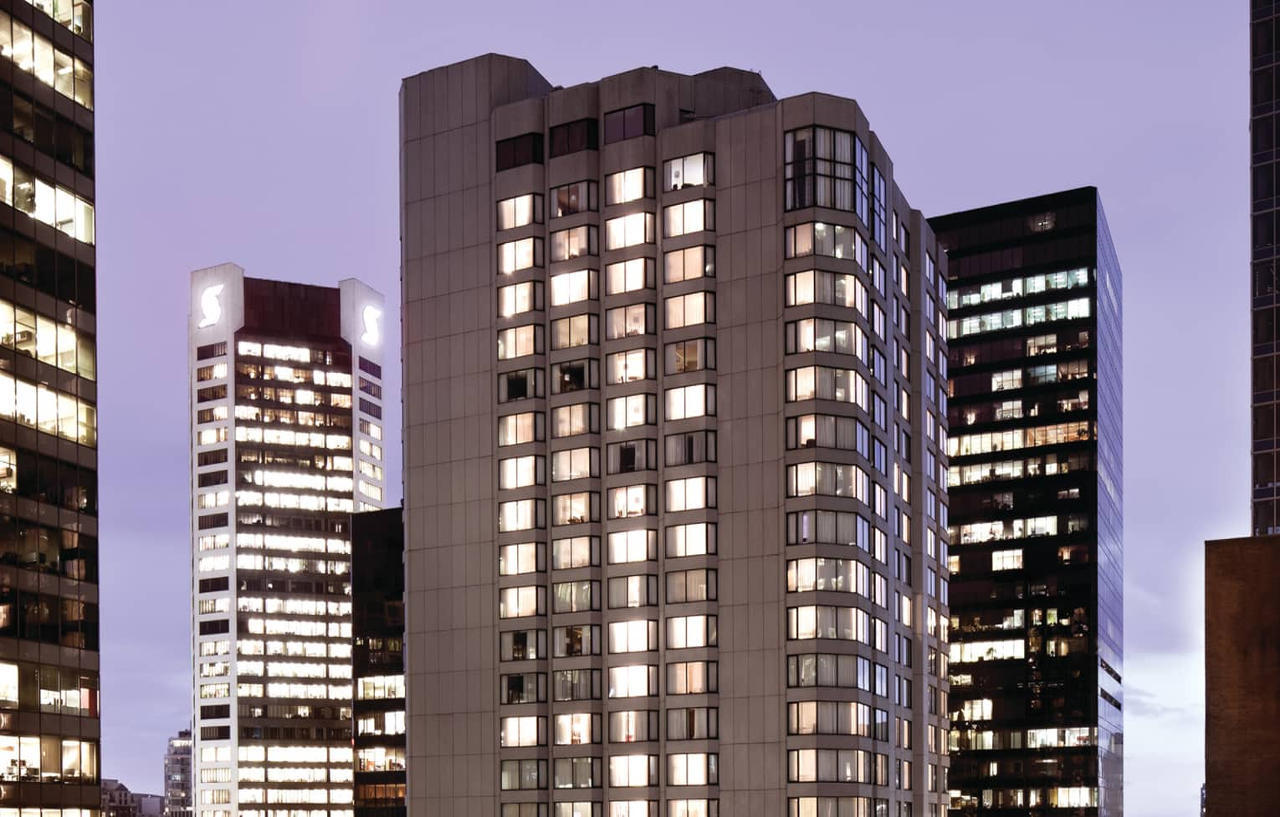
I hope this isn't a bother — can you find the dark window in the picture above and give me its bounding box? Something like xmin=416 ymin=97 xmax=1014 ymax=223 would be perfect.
xmin=359 ymin=357 xmax=382 ymax=378
xmin=551 ymin=181 xmax=598 ymax=218
xmin=200 ymin=704 xmax=230 ymax=719
xmin=0 ymin=86 xmax=93 ymax=176
xmin=196 ymin=342 xmax=226 ymax=360
xmin=197 ymin=385 xmax=227 ymax=403
xmin=198 ymin=619 xmax=229 ymax=635
xmin=0 ymin=227 xmax=95 ymax=308
xmin=198 ymin=513 xmax=228 ymax=530
xmin=197 ymin=449 xmax=228 ymax=466
xmin=870 ymin=164 xmax=887 ymax=248
xmin=197 ymin=470 xmax=227 ymax=487
xmin=199 ymin=726 xmax=230 ymax=740
xmin=551 ymin=359 xmax=596 ymax=395
xmin=199 ymin=577 xmax=229 ymax=593
xmin=499 ymin=368 xmax=542 ymax=402
xmin=607 ymin=439 xmax=656 ymax=474
xmin=359 ymin=398 xmax=382 ymax=419
xmin=549 ymin=118 xmax=598 ymax=158
xmin=496 ymin=132 xmax=544 ymax=172
xmin=358 ymin=377 xmax=382 ymax=398
xmin=603 ymin=104 xmax=655 ymax=144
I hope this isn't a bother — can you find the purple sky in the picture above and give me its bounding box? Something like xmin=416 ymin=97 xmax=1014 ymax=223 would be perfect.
xmin=96 ymin=2 xmax=1239 ymax=813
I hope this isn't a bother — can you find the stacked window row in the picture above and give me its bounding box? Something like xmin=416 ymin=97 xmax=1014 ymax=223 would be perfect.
xmin=494 ymin=134 xmax=719 ymax=817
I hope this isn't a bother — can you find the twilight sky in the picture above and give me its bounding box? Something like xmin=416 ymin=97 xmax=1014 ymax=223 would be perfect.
xmin=95 ymin=2 xmax=1240 ymax=814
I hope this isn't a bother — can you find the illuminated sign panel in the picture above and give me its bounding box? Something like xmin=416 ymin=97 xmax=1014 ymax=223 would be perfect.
xmin=361 ymin=305 xmax=381 ymax=347
xmin=198 ymin=284 xmax=225 ymax=328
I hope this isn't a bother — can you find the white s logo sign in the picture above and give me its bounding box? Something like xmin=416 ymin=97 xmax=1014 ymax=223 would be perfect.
xmin=198 ymin=285 xmax=224 ymax=328
xmin=361 ymin=305 xmax=381 ymax=346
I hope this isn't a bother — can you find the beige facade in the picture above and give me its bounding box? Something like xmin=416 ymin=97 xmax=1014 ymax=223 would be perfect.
xmin=401 ymin=54 xmax=949 ymax=817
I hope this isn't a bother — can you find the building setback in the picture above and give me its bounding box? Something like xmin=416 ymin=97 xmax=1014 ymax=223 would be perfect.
xmin=401 ymin=55 xmax=951 ymax=817
xmin=164 ymin=728 xmax=193 ymax=817
xmin=0 ymin=0 xmax=100 ymax=811
xmin=188 ymin=266 xmax=386 ymax=817
xmin=351 ymin=507 xmax=406 ymax=817
xmin=929 ymin=188 xmax=1123 ymax=816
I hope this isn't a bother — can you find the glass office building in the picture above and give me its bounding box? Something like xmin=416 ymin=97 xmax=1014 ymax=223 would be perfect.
xmin=188 ymin=265 xmax=385 ymax=817
xmin=351 ymin=508 xmax=404 ymax=817
xmin=0 ymin=0 xmax=99 ymax=814
xmin=163 ymin=729 xmax=192 ymax=817
xmin=930 ymin=188 xmax=1123 ymax=816
xmin=400 ymin=55 xmax=952 ymax=817
xmin=1253 ymin=0 xmax=1280 ymax=533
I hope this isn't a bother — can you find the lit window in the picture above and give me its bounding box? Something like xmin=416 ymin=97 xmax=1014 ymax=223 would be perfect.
xmin=665 ymin=384 xmax=715 ymax=421
xmin=607 ymin=394 xmax=655 ymax=430
xmin=608 ymin=484 xmax=654 ymax=519
xmin=550 ymin=225 xmax=597 ymax=262
xmin=666 ymin=476 xmax=714 ymax=512
xmin=666 ymin=523 xmax=715 ymax=557
xmin=499 ymin=455 xmax=543 ymax=489
xmin=498 ymin=281 xmax=541 ymax=318
xmin=663 ymin=153 xmax=713 ymax=191
xmin=497 ymin=325 xmax=540 ymax=360
xmin=605 ymin=258 xmax=654 ymax=294
xmin=550 ymin=269 xmax=596 ymax=306
xmin=665 ymin=292 xmax=714 ymax=329
xmin=551 ymin=447 xmax=595 ymax=482
xmin=608 ymin=349 xmax=654 ymax=384
xmin=605 ymin=167 xmax=654 ymax=205
xmin=663 ymin=199 xmax=714 ymax=238
xmin=498 ymin=237 xmax=542 ymax=274
xmin=497 ymin=193 xmax=543 ymax=230
xmin=664 ymin=245 xmax=714 ymax=283
xmin=604 ymin=212 xmax=654 ymax=250
xmin=607 ymin=529 xmax=656 ymax=564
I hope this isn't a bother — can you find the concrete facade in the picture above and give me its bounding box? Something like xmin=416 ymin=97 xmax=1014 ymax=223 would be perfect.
xmin=401 ymin=55 xmax=950 ymax=817
xmin=1204 ymin=535 xmax=1280 ymax=816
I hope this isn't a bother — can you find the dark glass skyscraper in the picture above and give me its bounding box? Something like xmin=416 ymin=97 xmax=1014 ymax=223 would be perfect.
xmin=351 ymin=508 xmax=404 ymax=817
xmin=1254 ymin=0 xmax=1280 ymax=533
xmin=930 ymin=188 xmax=1123 ymax=816
xmin=0 ymin=1 xmax=99 ymax=813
